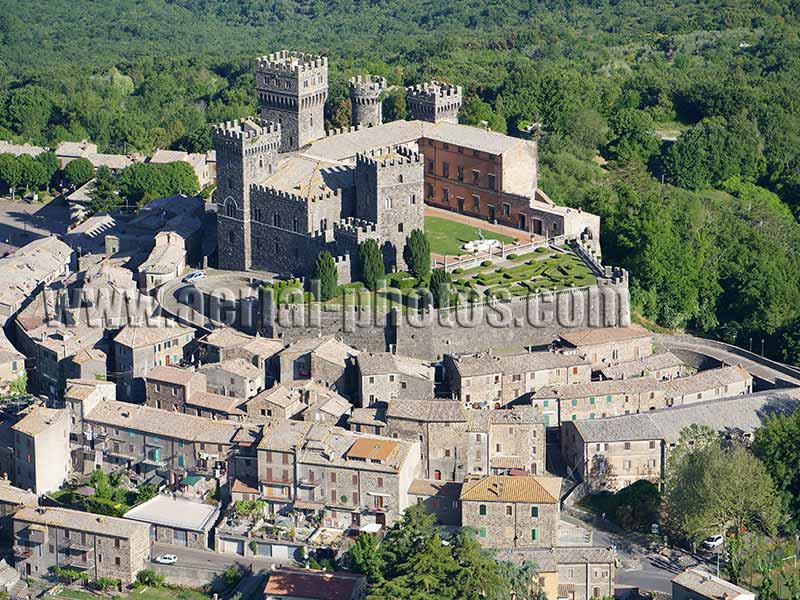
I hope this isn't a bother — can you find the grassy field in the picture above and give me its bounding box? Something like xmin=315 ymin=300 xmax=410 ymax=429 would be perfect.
xmin=52 ymin=586 xmax=212 ymax=600
xmin=424 ymin=215 xmax=516 ymax=256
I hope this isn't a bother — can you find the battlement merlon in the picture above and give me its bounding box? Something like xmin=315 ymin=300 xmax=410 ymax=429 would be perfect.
xmin=256 ymin=50 xmax=328 ymax=73
xmin=355 ymin=146 xmax=424 ymax=169
xmin=211 ymin=118 xmax=282 ymax=144
xmin=334 ymin=217 xmax=379 ymax=234
xmin=349 ymin=75 xmax=388 ymax=97
xmin=405 ymin=80 xmax=463 ymax=100
xmin=251 ymin=184 xmax=342 ymax=205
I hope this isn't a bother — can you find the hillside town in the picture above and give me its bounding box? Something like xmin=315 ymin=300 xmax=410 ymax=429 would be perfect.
xmin=0 ymin=49 xmax=797 ymax=600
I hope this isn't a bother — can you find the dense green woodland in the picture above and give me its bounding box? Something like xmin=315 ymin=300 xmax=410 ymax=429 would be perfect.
xmin=2 ymin=0 xmax=800 ymax=361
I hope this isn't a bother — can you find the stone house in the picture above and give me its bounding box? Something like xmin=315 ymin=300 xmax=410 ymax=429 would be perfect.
xmin=112 ymin=319 xmax=195 ymax=401
xmin=12 ymin=407 xmax=70 ymax=495
xmin=0 ymin=346 xmax=26 ymax=395
xmin=200 ymin=358 xmax=265 ymax=399
xmin=256 ymin=421 xmax=420 ymax=528
xmin=277 ymin=337 xmax=358 ymax=396
xmin=385 ymin=400 xmax=546 ymax=480
xmin=347 ymin=405 xmax=387 ymax=436
xmin=300 ymin=389 xmax=352 ymax=426
xmin=596 ymin=352 xmax=688 ymax=381
xmin=460 ymin=475 xmax=561 ymax=549
xmin=556 ymin=325 xmax=653 ymax=368
xmin=80 ymin=399 xmax=242 ymax=479
xmin=64 ymin=379 xmax=117 ymax=447
xmin=535 ymin=365 xmax=754 ymax=424
xmin=144 ymin=365 xmax=246 ymax=420
xmin=672 ymin=568 xmax=755 ymax=600
xmin=561 ymin=389 xmax=799 ymax=492
xmin=12 ymin=506 xmax=150 ymax=584
xmin=495 ymin=546 xmax=616 ymax=600
xmin=0 ymin=480 xmax=37 ymax=545
xmin=356 ymin=352 xmax=434 ymax=406
xmin=444 ymin=350 xmax=591 ymax=411
xmin=123 ymin=494 xmax=220 ymax=550
xmin=247 ymin=384 xmax=307 ymax=421
xmin=198 ymin=328 xmax=283 ymax=384
xmin=408 ymin=479 xmax=462 ymax=525
xmin=145 ymin=365 xmax=207 ymax=412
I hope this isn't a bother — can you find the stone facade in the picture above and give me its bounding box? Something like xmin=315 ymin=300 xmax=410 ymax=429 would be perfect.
xmin=13 ymin=506 xmax=150 ymax=585
xmin=357 ymin=352 xmax=434 ymax=405
xmin=12 ymin=407 xmax=70 ymax=495
xmin=444 ymin=350 xmax=592 ymax=412
xmin=256 ymin=51 xmax=328 ymax=153
xmin=349 ymin=75 xmax=386 ymax=128
xmin=384 ymin=401 xmax=545 ymax=480
xmin=406 ymin=81 xmax=462 ymax=124
xmin=561 ymin=390 xmax=797 ymax=492
xmin=257 ymin=421 xmax=420 ymax=528
xmin=535 ymin=365 xmax=754 ymax=424
xmin=460 ymin=475 xmax=561 ymax=549
xmin=213 ymin=118 xmax=281 ymax=271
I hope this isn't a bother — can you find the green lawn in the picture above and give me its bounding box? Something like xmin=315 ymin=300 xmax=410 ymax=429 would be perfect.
xmin=53 ymin=587 xmax=212 ymax=600
xmin=449 ymin=250 xmax=597 ymax=300
xmin=424 ymin=215 xmax=516 ymax=256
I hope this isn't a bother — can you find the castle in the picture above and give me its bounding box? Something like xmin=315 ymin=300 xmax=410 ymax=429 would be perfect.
xmin=215 ymin=50 xmax=600 ymax=281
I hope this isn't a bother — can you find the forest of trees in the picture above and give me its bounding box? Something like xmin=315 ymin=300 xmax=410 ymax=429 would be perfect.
xmin=1 ymin=0 xmax=800 ymax=361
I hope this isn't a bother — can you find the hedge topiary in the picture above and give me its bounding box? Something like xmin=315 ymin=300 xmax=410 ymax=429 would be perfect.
xmin=481 ymin=260 xmax=493 ymax=267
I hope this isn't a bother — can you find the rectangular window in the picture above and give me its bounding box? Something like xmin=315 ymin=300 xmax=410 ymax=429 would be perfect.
xmin=502 ymin=203 xmax=510 ymax=217
xmin=479 ymin=527 xmax=486 ymax=538
xmin=531 ymin=528 xmax=538 ymax=541
xmin=443 ymin=188 xmax=450 ymax=203
xmin=472 ymin=194 xmax=480 ymax=210
xmin=531 ymin=506 xmax=538 ymax=518
xmin=472 ymin=170 xmax=480 ymax=184
xmin=488 ymin=174 xmax=496 ymax=190
xmin=479 ymin=504 xmax=487 ymax=515
xmin=442 ymin=162 xmax=450 ymax=178
xmin=457 ymin=166 xmax=464 ymax=181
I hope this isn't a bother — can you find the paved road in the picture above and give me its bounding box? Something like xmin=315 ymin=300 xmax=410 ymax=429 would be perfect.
xmin=655 ymin=333 xmax=800 ymax=386
xmin=151 ymin=543 xmax=289 ymax=586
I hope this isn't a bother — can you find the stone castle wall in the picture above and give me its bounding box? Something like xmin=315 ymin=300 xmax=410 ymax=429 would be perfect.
xmin=261 ymin=279 xmax=630 ymax=361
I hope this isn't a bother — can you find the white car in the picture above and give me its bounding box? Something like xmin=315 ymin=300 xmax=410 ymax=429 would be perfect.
xmin=703 ymin=535 xmax=724 ymax=550
xmin=183 ymin=271 xmax=205 ymax=284
xmin=154 ymin=554 xmax=178 ymax=565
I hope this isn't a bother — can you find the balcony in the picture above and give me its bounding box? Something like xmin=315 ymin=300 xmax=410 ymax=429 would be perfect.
xmin=63 ymin=539 xmax=93 ymax=552
xmin=19 ymin=525 xmax=45 ymax=545
xmin=298 ymin=477 xmax=321 ymax=488
xmin=13 ymin=546 xmax=32 ymax=559
xmin=261 ymin=475 xmax=293 ymax=485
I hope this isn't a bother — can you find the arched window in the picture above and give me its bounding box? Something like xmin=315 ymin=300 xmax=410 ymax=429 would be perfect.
xmin=225 ymin=198 xmax=237 ymax=218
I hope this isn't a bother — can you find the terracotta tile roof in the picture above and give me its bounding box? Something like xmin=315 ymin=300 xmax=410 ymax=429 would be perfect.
xmin=146 ymin=365 xmax=201 ymax=386
xmin=346 ymin=437 xmax=398 ymax=461
xmin=263 ymin=568 xmax=364 ymax=600
xmin=460 ymin=475 xmax=560 ymax=503
xmin=113 ymin=319 xmax=194 ymax=348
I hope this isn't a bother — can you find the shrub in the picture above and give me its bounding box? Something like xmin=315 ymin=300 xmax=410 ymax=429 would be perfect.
xmin=481 ymin=260 xmax=492 ymax=267
xmin=507 ymin=253 xmax=518 ymax=260
xmin=452 ymin=268 xmax=464 ymax=274
xmin=535 ymin=246 xmax=549 ymax=254
xmin=136 ymin=569 xmax=165 ymax=587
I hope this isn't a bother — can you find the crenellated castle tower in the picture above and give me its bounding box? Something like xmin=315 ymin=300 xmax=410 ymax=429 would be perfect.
xmin=212 ymin=118 xmax=281 ymax=271
xmin=406 ymin=80 xmax=462 ymax=124
xmin=256 ymin=50 xmax=328 ymax=152
xmin=355 ymin=147 xmax=425 ymax=270
xmin=349 ymin=75 xmax=387 ymax=128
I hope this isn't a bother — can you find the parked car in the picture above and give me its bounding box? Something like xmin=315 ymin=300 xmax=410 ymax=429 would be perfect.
xmin=183 ymin=271 xmax=205 ymax=284
xmin=703 ymin=534 xmax=724 ymax=550
xmin=154 ymin=554 xmax=178 ymax=565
